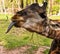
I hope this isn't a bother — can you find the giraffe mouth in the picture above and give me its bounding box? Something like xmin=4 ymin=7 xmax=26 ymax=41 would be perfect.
xmin=6 ymin=22 xmax=16 ymax=33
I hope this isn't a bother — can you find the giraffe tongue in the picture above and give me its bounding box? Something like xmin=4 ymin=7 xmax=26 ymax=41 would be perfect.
xmin=6 ymin=22 xmax=16 ymax=33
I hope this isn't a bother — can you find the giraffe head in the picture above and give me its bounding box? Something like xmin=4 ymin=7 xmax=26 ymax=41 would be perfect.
xmin=6 ymin=2 xmax=47 ymax=33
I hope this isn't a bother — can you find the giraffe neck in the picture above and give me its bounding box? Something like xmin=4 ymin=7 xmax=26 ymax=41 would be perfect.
xmin=41 ymin=19 xmax=60 ymax=40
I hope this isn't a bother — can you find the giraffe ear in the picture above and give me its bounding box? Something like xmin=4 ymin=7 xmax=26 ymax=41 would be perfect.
xmin=43 ymin=1 xmax=47 ymax=9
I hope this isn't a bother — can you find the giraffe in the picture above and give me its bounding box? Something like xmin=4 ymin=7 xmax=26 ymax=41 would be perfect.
xmin=6 ymin=1 xmax=60 ymax=54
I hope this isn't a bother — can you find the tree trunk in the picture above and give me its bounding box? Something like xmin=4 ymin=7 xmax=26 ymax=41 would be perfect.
xmin=17 ymin=0 xmax=20 ymax=10
xmin=49 ymin=0 xmax=53 ymax=15
xmin=1 ymin=0 xmax=6 ymax=13
xmin=20 ymin=0 xmax=24 ymax=8
xmin=26 ymin=0 xmax=28 ymax=6
xmin=35 ymin=0 xmax=38 ymax=3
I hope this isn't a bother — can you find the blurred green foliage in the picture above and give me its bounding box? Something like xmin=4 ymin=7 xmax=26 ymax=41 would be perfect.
xmin=44 ymin=49 xmax=49 ymax=54
xmin=52 ymin=5 xmax=60 ymax=14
